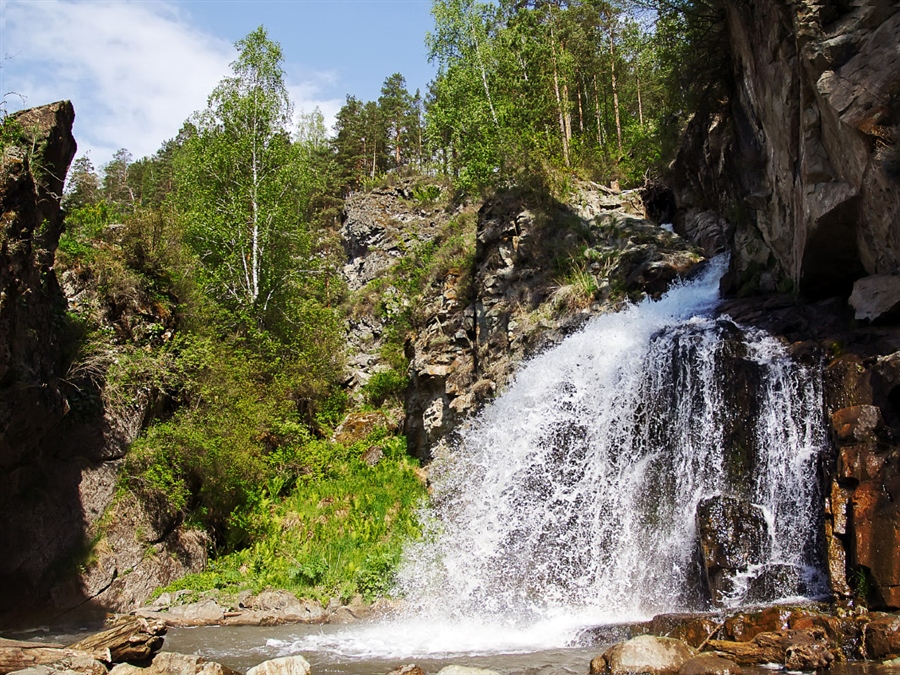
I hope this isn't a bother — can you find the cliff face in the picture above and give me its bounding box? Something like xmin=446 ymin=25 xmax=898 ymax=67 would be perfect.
xmin=0 ymin=104 xmax=205 ymax=621
xmin=673 ymin=0 xmax=900 ymax=299
xmin=671 ymin=1 xmax=900 ymax=608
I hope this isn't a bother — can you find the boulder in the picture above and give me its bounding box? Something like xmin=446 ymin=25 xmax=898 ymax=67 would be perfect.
xmin=333 ymin=411 xmax=392 ymax=445
xmin=849 ymin=275 xmax=900 ymax=322
xmin=831 ymin=405 xmax=883 ymax=444
xmin=435 ymin=668 xmax=501 ymax=675
xmin=384 ymin=666 xmax=425 ymax=675
xmin=590 ymin=635 xmax=696 ymax=675
xmin=251 ymin=591 xmax=325 ymax=623
xmin=245 ymin=656 xmax=311 ymax=675
xmin=695 ymin=496 xmax=770 ymax=606
xmin=678 ymin=654 xmax=741 ymax=675
xmin=5 ymin=655 xmax=107 ymax=675
xmin=108 ymin=652 xmax=238 ymax=675
xmin=863 ymin=614 xmax=900 ymax=659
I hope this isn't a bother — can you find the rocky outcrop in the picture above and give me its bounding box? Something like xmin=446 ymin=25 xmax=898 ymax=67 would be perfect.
xmin=672 ymin=0 xmax=900 ymax=299
xmin=402 ymin=186 xmax=704 ymax=460
xmin=0 ymin=103 xmax=196 ymax=621
xmin=1 ymin=102 xmax=79 ymax=614
xmin=696 ymin=496 xmax=770 ymax=606
xmin=340 ymin=180 xmax=704 ymax=460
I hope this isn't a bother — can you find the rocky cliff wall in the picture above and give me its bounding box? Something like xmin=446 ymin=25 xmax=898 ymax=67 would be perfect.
xmin=340 ymin=181 xmax=704 ymax=461
xmin=672 ymin=0 xmax=900 ymax=300
xmin=0 ymin=104 xmax=205 ymax=622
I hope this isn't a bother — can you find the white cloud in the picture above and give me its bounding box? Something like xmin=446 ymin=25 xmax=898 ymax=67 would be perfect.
xmin=0 ymin=0 xmax=342 ymax=168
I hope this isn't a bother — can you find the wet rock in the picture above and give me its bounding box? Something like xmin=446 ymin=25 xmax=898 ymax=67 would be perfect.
xmin=245 ymin=656 xmax=311 ymax=675
xmin=648 ymin=614 xmax=722 ymax=649
xmin=863 ymin=613 xmax=900 ymax=659
xmin=109 ymin=652 xmax=238 ymax=675
xmin=678 ymin=654 xmax=741 ymax=675
xmin=695 ymin=496 xmax=771 ymax=606
xmin=831 ymin=405 xmax=883 ymax=444
xmin=590 ymin=635 xmax=696 ymax=675
xmin=849 ymin=275 xmax=900 ymax=322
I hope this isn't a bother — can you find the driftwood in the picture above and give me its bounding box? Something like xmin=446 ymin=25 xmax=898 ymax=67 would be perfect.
xmin=0 ymin=640 xmax=103 ymax=674
xmin=68 ymin=615 xmax=166 ymax=663
xmin=708 ymin=629 xmax=836 ymax=670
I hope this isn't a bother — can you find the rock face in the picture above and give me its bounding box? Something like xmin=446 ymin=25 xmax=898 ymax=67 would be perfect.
xmin=0 ymin=103 xmax=201 ymax=621
xmin=400 ymin=186 xmax=704 ymax=460
xmin=0 ymin=102 xmax=79 ymax=613
xmin=672 ymin=0 xmax=900 ymax=299
xmin=695 ymin=496 xmax=771 ymax=606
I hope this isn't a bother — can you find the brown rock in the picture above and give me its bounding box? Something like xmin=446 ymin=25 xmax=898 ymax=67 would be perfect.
xmin=831 ymin=405 xmax=883 ymax=444
xmin=864 ymin=614 xmax=900 ymax=659
xmin=678 ymin=654 xmax=742 ymax=675
xmin=649 ymin=615 xmax=723 ymax=649
xmin=333 ymin=411 xmax=391 ymax=445
xmin=708 ymin=629 xmax=837 ymax=668
xmin=384 ymin=666 xmax=426 ymax=675
xmin=245 ymin=656 xmax=311 ymax=675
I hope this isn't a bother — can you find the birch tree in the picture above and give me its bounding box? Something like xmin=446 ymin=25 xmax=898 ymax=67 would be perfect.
xmin=175 ymin=27 xmax=298 ymax=319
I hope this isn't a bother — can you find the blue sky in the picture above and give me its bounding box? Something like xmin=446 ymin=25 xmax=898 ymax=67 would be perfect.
xmin=0 ymin=0 xmax=436 ymax=168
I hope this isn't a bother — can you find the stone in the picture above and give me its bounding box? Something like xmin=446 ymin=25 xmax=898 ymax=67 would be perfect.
xmin=695 ymin=496 xmax=770 ymax=606
xmin=435 ymin=668 xmax=501 ymax=675
xmin=590 ymin=635 xmax=696 ymax=675
xmin=109 ymin=652 xmax=238 ymax=675
xmin=671 ymin=0 xmax=900 ymax=298
xmin=864 ymin=614 xmax=900 ymax=659
xmin=831 ymin=405 xmax=883 ymax=443
xmin=333 ymin=411 xmax=391 ymax=445
xmin=707 ymin=629 xmax=837 ymax=668
xmin=245 ymin=656 xmax=311 ymax=675
xmin=849 ymin=276 xmax=900 ymax=322
xmin=384 ymin=666 xmax=425 ymax=675
xmin=6 ymin=655 xmax=107 ymax=675
xmin=678 ymin=654 xmax=742 ymax=675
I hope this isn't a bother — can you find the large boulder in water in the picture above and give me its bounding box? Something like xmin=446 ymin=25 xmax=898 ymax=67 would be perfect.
xmin=590 ymin=635 xmax=696 ymax=675
xmin=695 ymin=496 xmax=771 ymax=606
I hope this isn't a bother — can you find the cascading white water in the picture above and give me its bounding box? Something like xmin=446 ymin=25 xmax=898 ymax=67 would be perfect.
xmin=275 ymin=255 xmax=829 ymax=659
xmin=393 ymin=255 xmax=827 ymax=625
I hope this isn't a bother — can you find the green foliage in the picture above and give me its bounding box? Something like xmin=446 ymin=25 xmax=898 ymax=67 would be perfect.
xmin=362 ymin=369 xmax=409 ymax=407
xmin=158 ymin=432 xmax=427 ymax=602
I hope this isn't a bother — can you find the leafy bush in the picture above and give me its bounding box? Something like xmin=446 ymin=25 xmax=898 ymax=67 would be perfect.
xmin=362 ymin=369 xmax=409 ymax=407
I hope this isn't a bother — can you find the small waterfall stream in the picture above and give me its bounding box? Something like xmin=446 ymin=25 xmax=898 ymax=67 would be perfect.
xmin=268 ymin=255 xmax=829 ymax=660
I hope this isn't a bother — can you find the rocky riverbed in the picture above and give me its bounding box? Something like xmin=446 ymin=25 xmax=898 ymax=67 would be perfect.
xmin=3 ymin=603 xmax=898 ymax=675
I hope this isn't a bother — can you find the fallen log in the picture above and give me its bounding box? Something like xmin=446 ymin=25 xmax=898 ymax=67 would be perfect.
xmin=68 ymin=615 xmax=166 ymax=663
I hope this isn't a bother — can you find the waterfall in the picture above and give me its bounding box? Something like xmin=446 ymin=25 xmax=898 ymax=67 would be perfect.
xmin=396 ymin=255 xmax=827 ymax=622
xmin=278 ymin=255 xmax=829 ymax=659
